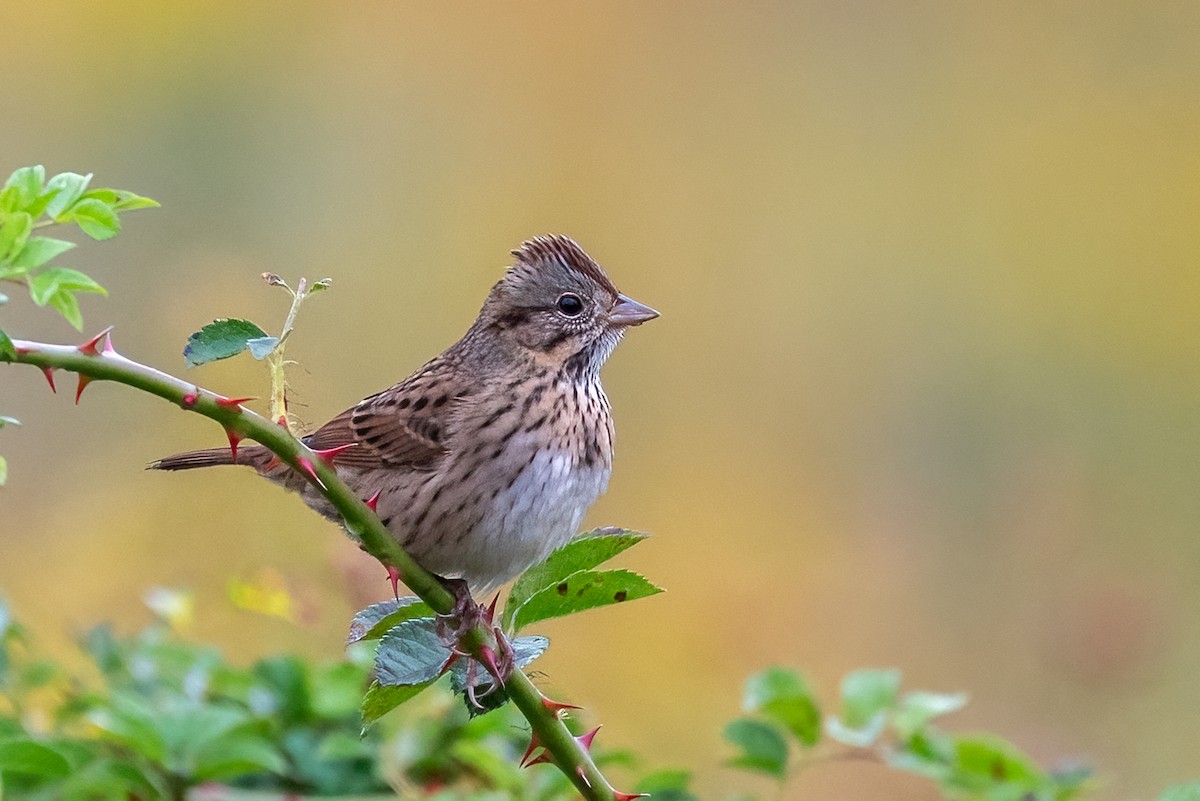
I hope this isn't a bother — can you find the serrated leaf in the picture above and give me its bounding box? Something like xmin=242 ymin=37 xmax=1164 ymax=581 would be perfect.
xmin=0 ymin=739 xmax=71 ymax=778
xmin=893 ymin=691 xmax=968 ymax=740
xmin=504 ymin=528 xmax=649 ymax=629
xmin=64 ymin=198 xmax=120 ymax=240
xmin=0 ymin=212 xmax=33 ymax=262
xmin=28 ymin=268 xmax=106 ymax=306
xmin=374 ymin=618 xmax=449 ymax=686
xmin=743 ymin=667 xmax=821 ymax=746
xmin=724 ymin=718 xmax=788 ymax=778
xmin=246 ymin=335 xmax=280 ymax=359
xmin=347 ymin=597 xmax=434 ymax=645
xmin=509 ymin=568 xmax=662 ymax=632
xmin=0 ymin=328 xmax=14 ymax=360
xmin=840 ymin=668 xmax=901 ymax=729
xmin=48 ymin=290 xmax=83 ymax=330
xmin=43 ymin=172 xmax=91 ymax=220
xmin=11 ymin=237 xmax=75 ymax=271
xmin=183 ymin=319 xmax=270 ymax=367
xmin=360 ymin=679 xmax=435 ymax=727
xmin=4 ymin=166 xmax=44 ymax=209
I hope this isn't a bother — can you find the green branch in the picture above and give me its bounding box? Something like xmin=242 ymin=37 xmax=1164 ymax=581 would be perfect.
xmin=1 ymin=333 xmax=621 ymax=801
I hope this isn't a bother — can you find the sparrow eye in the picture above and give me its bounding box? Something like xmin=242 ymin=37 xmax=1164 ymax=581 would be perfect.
xmin=556 ymin=293 xmax=585 ymax=317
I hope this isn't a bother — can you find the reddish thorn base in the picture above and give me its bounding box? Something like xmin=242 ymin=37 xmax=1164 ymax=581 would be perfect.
xmin=41 ymin=367 xmax=57 ymax=394
xmin=613 ymin=792 xmax=650 ymax=800
xmin=575 ymin=726 xmax=600 ymax=752
xmin=313 ymin=442 xmax=356 ymax=465
xmin=181 ymin=392 xmax=198 ymax=408
xmin=276 ymin=415 xmax=289 ymax=428
xmin=365 ymin=489 xmax=383 ymax=512
xmin=519 ymin=733 xmax=544 ymax=768
xmin=74 ymin=374 xmax=92 ymax=404
xmin=263 ymin=455 xmax=282 ymax=472
xmin=478 ymin=645 xmax=502 ymax=682
xmin=484 ymin=593 xmax=500 ymax=625
xmin=225 ymin=429 xmax=241 ymax=463
xmin=77 ymin=326 xmax=113 ymax=356
xmin=385 ymin=565 xmax=401 ymax=599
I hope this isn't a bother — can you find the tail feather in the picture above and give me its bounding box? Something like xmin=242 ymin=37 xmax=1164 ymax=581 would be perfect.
xmin=149 ymin=445 xmax=268 ymax=471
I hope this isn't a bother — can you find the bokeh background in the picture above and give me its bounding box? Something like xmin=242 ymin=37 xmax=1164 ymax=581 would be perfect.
xmin=2 ymin=2 xmax=1199 ymax=797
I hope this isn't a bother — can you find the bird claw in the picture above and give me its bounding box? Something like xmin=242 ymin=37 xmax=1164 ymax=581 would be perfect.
xmin=436 ymin=578 xmax=514 ymax=705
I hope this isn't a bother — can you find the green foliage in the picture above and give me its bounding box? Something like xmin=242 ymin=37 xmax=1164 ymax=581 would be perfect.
xmin=183 ymin=318 xmax=272 ymax=367
xmin=1160 ymin=785 xmax=1200 ymax=801
xmin=0 ymin=165 xmax=156 ymax=330
xmin=727 ymin=666 xmax=1095 ymax=801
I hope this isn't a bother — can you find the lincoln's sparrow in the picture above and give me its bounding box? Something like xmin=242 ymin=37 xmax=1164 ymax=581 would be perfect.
xmin=153 ymin=235 xmax=657 ymax=596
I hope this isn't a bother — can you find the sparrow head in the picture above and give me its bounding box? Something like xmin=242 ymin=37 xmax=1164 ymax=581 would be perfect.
xmin=479 ymin=235 xmax=657 ymax=374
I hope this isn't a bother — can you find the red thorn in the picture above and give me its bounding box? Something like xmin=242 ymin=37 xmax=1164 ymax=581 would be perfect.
xmin=215 ymin=395 xmax=256 ymax=411
xmin=365 ymin=489 xmax=382 ymax=512
xmin=276 ymin=415 xmax=289 ymax=428
xmin=181 ymin=392 xmax=198 ymax=408
xmin=225 ymin=428 xmax=241 ymax=463
xmin=539 ymin=694 xmax=582 ymax=716
xmin=296 ymin=456 xmax=325 ymax=489
xmin=263 ymin=454 xmax=282 ymax=472
xmin=520 ymin=732 xmax=553 ymax=768
xmin=77 ymin=326 xmax=113 ymax=356
xmin=575 ymin=726 xmax=600 ymax=752
xmin=613 ymin=792 xmax=649 ymax=800
xmin=102 ymin=333 xmax=116 ymax=354
xmin=313 ymin=442 xmax=356 ymax=465
xmin=483 ymin=593 xmax=500 ymax=625
xmin=74 ymin=374 xmax=92 ymax=404
xmin=41 ymin=367 xmax=57 ymax=394
xmin=385 ymin=565 xmax=401 ymax=599
xmin=478 ymin=645 xmax=503 ymax=683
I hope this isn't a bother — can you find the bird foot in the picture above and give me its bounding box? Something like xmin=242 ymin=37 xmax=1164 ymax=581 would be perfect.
xmin=436 ymin=579 xmax=514 ymax=708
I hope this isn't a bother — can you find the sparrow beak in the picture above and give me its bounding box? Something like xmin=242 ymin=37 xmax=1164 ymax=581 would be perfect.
xmin=608 ymin=294 xmax=660 ymax=327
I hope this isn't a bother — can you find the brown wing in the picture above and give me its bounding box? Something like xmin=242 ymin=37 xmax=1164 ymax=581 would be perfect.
xmin=304 ymin=357 xmax=474 ymax=470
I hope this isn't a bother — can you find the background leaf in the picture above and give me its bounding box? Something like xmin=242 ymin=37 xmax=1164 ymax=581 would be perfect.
xmin=346 ymin=597 xmax=434 ymax=644
xmin=10 ymin=237 xmax=76 ymax=271
xmin=360 ymin=679 xmax=435 ymax=727
xmin=508 ymin=568 xmax=662 ymax=632
xmin=0 ymin=739 xmax=71 ymax=778
xmin=840 ymin=668 xmax=900 ymax=729
xmin=0 ymin=328 xmax=14 ymax=360
xmin=63 ymin=198 xmax=120 ymax=240
xmin=43 ymin=172 xmax=91 ymax=220
xmin=743 ymin=667 xmax=821 ymax=746
xmin=723 ymin=718 xmax=788 ymax=778
xmin=183 ymin=319 xmax=270 ymax=367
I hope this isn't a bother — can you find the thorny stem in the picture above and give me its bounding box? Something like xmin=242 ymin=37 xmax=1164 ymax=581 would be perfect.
xmin=2 ymin=334 xmax=620 ymax=801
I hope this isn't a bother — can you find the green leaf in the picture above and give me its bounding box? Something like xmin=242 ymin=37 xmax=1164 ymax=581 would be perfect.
xmin=48 ymin=289 xmax=82 ymax=330
xmin=374 ymin=618 xmax=449 ymax=686
xmin=509 ymin=568 xmax=662 ymax=632
xmin=893 ymin=691 xmax=968 ymax=740
xmin=347 ymin=597 xmax=434 ymax=645
xmin=0 ymin=186 xmax=20 ymax=214
xmin=723 ymin=718 xmax=788 ymax=778
xmin=0 ymin=212 xmax=33 ymax=262
xmin=841 ymin=668 xmax=901 ymax=729
xmin=0 ymin=739 xmax=71 ymax=778
xmin=3 ymin=166 xmax=45 ymax=209
xmin=183 ymin=319 xmax=270 ymax=367
xmin=743 ymin=667 xmax=821 ymax=746
xmin=10 ymin=237 xmax=75 ymax=271
xmin=1158 ymin=784 xmax=1200 ymax=801
xmin=28 ymin=268 xmax=106 ymax=306
xmin=43 ymin=172 xmax=91 ymax=220
xmin=246 ymin=335 xmax=280 ymax=359
xmin=504 ymin=528 xmax=648 ymax=629
xmin=0 ymin=328 xmax=14 ymax=360
xmin=0 ymin=456 xmax=7 ymax=487
xmin=193 ymin=731 xmax=286 ymax=781
xmin=360 ymin=679 xmax=435 ymax=727
xmin=63 ymin=198 xmax=120 ymax=240
xmin=947 ymin=733 xmax=1047 ymax=794
xmin=0 ymin=417 xmax=18 ymax=428
xmin=81 ymin=188 xmax=159 ymax=212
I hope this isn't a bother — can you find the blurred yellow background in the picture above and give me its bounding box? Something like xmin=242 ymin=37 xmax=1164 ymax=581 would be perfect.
xmin=2 ymin=2 xmax=1199 ymax=797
